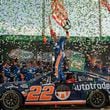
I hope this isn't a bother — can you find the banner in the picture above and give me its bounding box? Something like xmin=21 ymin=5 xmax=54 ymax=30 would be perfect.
xmin=69 ymin=52 xmax=85 ymax=72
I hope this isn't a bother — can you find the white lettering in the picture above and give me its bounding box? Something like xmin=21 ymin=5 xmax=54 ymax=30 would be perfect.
xmin=85 ymin=84 xmax=90 ymax=90
xmin=97 ymin=84 xmax=102 ymax=89
xmin=74 ymin=82 xmax=110 ymax=91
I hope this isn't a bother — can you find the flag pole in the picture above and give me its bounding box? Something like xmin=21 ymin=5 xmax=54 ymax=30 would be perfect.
xmin=98 ymin=0 xmax=102 ymax=39
xmin=42 ymin=0 xmax=45 ymax=37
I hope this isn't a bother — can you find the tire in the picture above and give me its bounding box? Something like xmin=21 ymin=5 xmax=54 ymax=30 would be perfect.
xmin=87 ymin=90 xmax=106 ymax=108
xmin=1 ymin=89 xmax=24 ymax=110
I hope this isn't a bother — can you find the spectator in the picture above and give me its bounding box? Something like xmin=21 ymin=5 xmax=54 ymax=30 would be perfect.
xmin=10 ymin=60 xmax=21 ymax=81
xmin=0 ymin=61 xmax=4 ymax=83
xmin=2 ymin=61 xmax=11 ymax=82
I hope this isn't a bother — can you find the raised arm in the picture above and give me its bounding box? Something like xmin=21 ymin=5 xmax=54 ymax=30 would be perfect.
xmin=49 ymin=16 xmax=70 ymax=41
xmin=49 ymin=16 xmax=58 ymax=42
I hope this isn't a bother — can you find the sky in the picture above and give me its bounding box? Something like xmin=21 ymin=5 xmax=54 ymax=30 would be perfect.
xmin=0 ymin=0 xmax=110 ymax=37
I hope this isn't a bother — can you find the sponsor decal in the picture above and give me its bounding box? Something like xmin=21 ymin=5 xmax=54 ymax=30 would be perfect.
xmin=55 ymin=85 xmax=71 ymax=101
xmin=20 ymin=84 xmax=29 ymax=88
xmin=5 ymin=84 xmax=18 ymax=89
xmin=74 ymin=82 xmax=110 ymax=91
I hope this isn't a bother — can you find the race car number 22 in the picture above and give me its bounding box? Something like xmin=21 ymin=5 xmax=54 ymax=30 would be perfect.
xmin=26 ymin=85 xmax=54 ymax=101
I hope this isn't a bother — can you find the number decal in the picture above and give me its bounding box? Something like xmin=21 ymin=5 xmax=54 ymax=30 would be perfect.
xmin=39 ymin=86 xmax=54 ymax=101
xmin=26 ymin=85 xmax=55 ymax=101
xmin=26 ymin=86 xmax=41 ymax=101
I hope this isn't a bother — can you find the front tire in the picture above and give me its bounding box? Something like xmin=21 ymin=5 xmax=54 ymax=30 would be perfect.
xmin=1 ymin=89 xmax=23 ymax=110
xmin=87 ymin=90 xmax=107 ymax=108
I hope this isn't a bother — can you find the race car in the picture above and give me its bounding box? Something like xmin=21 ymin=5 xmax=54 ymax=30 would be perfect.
xmin=0 ymin=71 xmax=110 ymax=110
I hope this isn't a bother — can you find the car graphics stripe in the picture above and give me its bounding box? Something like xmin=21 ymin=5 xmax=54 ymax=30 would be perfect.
xmin=25 ymin=100 xmax=86 ymax=105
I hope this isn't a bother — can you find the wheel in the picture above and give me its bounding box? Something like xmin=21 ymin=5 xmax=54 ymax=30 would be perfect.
xmin=1 ymin=89 xmax=24 ymax=110
xmin=87 ymin=90 xmax=107 ymax=108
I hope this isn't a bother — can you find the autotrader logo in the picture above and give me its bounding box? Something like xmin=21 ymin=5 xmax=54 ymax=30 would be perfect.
xmin=74 ymin=82 xmax=110 ymax=91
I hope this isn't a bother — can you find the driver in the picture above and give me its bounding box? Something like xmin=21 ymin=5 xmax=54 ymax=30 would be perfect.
xmin=50 ymin=28 xmax=70 ymax=82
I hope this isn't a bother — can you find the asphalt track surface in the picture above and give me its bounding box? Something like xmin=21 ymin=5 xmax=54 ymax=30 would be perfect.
xmin=19 ymin=105 xmax=110 ymax=110
xmin=0 ymin=105 xmax=110 ymax=110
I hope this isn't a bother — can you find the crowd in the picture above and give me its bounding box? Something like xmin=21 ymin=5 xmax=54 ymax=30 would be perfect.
xmin=0 ymin=54 xmax=110 ymax=84
xmin=0 ymin=59 xmax=52 ymax=83
xmin=85 ymin=54 xmax=110 ymax=75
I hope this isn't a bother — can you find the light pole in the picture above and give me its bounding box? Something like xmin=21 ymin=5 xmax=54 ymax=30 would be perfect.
xmin=98 ymin=0 xmax=102 ymax=38
xmin=42 ymin=0 xmax=46 ymax=37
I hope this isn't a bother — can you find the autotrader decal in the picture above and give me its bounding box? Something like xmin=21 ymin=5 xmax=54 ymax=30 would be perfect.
xmin=73 ymin=82 xmax=110 ymax=91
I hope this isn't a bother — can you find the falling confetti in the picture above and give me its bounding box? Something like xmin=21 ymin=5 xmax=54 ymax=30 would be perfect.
xmin=0 ymin=0 xmax=110 ymax=36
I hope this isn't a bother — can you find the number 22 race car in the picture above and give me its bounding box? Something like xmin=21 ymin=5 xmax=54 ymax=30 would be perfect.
xmin=0 ymin=71 xmax=110 ymax=110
